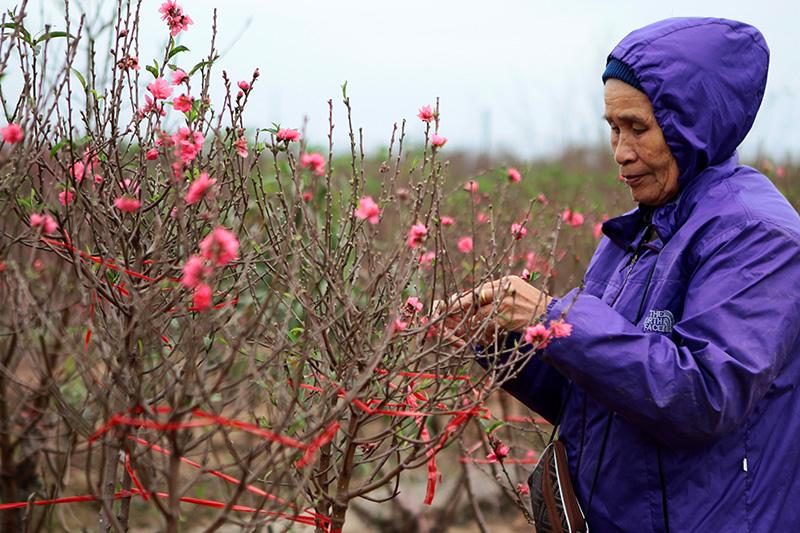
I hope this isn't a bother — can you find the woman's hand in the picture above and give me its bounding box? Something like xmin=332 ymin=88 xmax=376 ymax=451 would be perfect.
xmin=436 ymin=275 xmax=552 ymax=347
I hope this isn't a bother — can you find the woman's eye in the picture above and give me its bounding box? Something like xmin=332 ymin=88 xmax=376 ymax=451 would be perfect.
xmin=632 ymin=126 xmax=647 ymax=134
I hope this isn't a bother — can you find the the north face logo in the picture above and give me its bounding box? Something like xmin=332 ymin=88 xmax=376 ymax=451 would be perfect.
xmin=643 ymin=309 xmax=674 ymax=333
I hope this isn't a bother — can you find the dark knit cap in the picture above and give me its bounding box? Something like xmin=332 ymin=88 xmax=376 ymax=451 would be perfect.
xmin=602 ymin=58 xmax=644 ymax=92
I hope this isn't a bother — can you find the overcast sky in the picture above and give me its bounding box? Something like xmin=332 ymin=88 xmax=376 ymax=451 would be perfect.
xmin=18 ymin=0 xmax=800 ymax=161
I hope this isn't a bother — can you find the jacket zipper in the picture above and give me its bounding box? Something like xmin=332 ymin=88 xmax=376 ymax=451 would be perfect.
xmin=584 ymin=220 xmax=659 ymax=525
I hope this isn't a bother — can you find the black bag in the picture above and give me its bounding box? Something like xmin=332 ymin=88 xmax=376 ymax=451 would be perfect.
xmin=527 ymin=439 xmax=588 ymax=532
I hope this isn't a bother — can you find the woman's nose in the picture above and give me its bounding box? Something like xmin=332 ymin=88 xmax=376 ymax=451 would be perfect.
xmin=614 ymin=135 xmax=637 ymax=165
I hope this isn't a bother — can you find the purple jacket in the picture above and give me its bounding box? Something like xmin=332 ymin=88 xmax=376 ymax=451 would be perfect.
xmin=501 ymin=18 xmax=800 ymax=532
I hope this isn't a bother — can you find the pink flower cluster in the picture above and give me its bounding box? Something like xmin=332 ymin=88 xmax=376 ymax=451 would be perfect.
xmin=114 ymin=197 xmax=141 ymax=213
xmin=199 ymin=227 xmax=239 ymax=266
xmin=171 ymin=69 xmax=188 ymax=85
xmin=561 ymin=208 xmax=585 ymax=227
xmin=59 ymin=190 xmax=75 ymax=206
xmin=234 ymin=137 xmax=248 ymax=158
xmin=354 ymin=196 xmax=381 ymax=224
xmin=417 ymin=105 xmax=434 ymax=122
xmin=524 ymin=319 xmax=573 ymax=349
xmin=159 ymin=1 xmax=193 ymax=37
xmin=276 ymin=128 xmax=300 ymax=142
xmin=138 ymin=95 xmax=166 ymax=119
xmin=147 ymin=77 xmax=173 ymax=100
xmin=181 ymin=227 xmax=240 ymax=311
xmin=173 ymin=93 xmax=193 ymax=113
xmin=172 ymin=127 xmax=205 ymax=165
xmin=0 ymin=123 xmax=23 ymax=144
xmin=300 ymin=152 xmax=325 ymax=176
xmin=70 ymin=152 xmax=102 ymax=184
xmin=430 ymin=134 xmax=447 ymax=148
xmin=30 ymin=213 xmax=58 ymax=234
xmin=185 ymin=172 xmax=217 ymax=205
xmin=511 ymin=222 xmax=527 ymax=240
xmin=486 ymin=441 xmax=510 ymax=463
xmin=457 ymin=236 xmax=473 ymax=253
xmin=406 ymin=223 xmax=428 ymax=248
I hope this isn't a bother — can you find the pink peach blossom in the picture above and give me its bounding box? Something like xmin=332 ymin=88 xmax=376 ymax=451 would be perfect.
xmin=593 ymin=222 xmax=603 ymax=240
xmin=550 ymin=320 xmax=573 ymax=338
xmin=354 ymin=196 xmax=381 ymax=224
xmin=237 ymin=80 xmax=250 ymax=91
xmin=234 ymin=136 xmax=248 ymax=158
xmin=524 ymin=323 xmax=551 ymax=348
xmin=276 ymin=128 xmax=300 ymax=142
xmin=536 ymin=193 xmax=549 ymax=206
xmin=181 ymin=255 xmax=206 ymax=288
xmin=463 ymin=180 xmax=478 ymax=193
xmin=172 ymin=127 xmax=205 ymax=164
xmin=457 ymin=236 xmax=473 ymax=253
xmin=776 ymin=166 xmax=787 ymax=178
xmin=192 ymin=283 xmax=212 ymax=310
xmin=430 ymin=134 xmax=447 ymax=147
xmin=59 ymin=190 xmax=75 ymax=206
xmin=114 ymin=197 xmax=141 ymax=212
xmin=171 ymin=69 xmax=188 ymax=85
xmin=419 ymin=251 xmax=436 ymax=267
xmin=391 ymin=318 xmax=408 ymax=334
xmin=199 ymin=227 xmax=239 ymax=266
xmin=147 ymin=77 xmax=173 ymax=100
xmin=173 ymin=93 xmax=193 ymax=113
xmin=507 ymin=167 xmax=521 ymax=183
xmin=561 ymin=209 xmax=585 ymax=227
xmin=146 ymin=148 xmax=159 ymax=160
xmin=486 ymin=442 xmax=510 ymax=463
xmin=517 ymin=483 xmax=530 ymax=495
xmin=302 ymin=190 xmax=313 ymax=202
xmin=417 ymin=105 xmax=434 ymax=122
xmin=440 ymin=216 xmax=454 ymax=226
xmin=138 ymin=94 xmax=166 ymax=118
xmin=405 ymin=296 xmax=423 ymax=314
xmin=300 ymin=152 xmax=326 ymax=176
xmin=185 ymin=172 xmax=217 ymax=205
xmin=30 ymin=213 xmax=58 ymax=234
xmin=511 ymin=222 xmax=527 ymax=240
xmin=70 ymin=161 xmax=86 ymax=182
xmin=477 ymin=213 xmax=489 ymax=224
xmin=0 ymin=123 xmax=23 ymax=144
xmin=159 ymin=1 xmax=193 ymax=37
xmin=406 ymin=223 xmax=428 ymax=248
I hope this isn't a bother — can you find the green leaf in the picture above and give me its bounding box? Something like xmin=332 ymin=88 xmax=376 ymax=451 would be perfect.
xmin=168 ymin=45 xmax=189 ymax=59
xmin=50 ymin=139 xmax=69 ymax=157
xmin=145 ymin=64 xmax=159 ymax=78
xmin=35 ymin=30 xmax=71 ymax=43
xmin=188 ymin=55 xmax=217 ymax=77
xmin=71 ymin=68 xmax=87 ymax=91
xmin=1 ymin=22 xmax=32 ymax=44
xmin=485 ymin=420 xmax=506 ymax=435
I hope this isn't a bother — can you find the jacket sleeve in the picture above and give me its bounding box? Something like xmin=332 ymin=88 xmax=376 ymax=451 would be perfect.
xmin=475 ymin=331 xmax=569 ymax=424
xmin=542 ymin=221 xmax=800 ymax=447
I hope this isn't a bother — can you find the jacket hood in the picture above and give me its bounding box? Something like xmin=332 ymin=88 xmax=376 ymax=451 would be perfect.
xmin=608 ymin=18 xmax=769 ymax=187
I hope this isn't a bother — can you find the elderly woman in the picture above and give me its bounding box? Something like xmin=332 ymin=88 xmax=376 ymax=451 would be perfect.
xmin=445 ymin=17 xmax=800 ymax=532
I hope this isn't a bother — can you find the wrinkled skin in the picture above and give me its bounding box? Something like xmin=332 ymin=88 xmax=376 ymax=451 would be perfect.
xmin=437 ymin=276 xmax=551 ymax=347
xmin=604 ymin=78 xmax=680 ymax=206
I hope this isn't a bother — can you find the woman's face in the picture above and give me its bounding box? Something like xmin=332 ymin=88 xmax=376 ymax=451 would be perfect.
xmin=604 ymin=79 xmax=680 ymax=206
